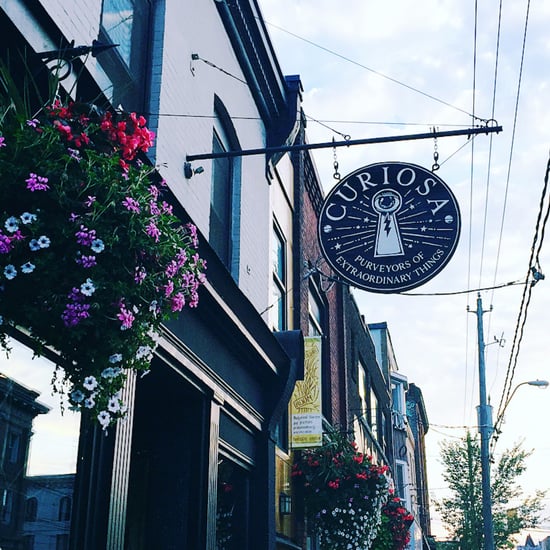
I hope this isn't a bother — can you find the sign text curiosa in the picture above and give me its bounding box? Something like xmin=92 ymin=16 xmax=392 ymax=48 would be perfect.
xmin=318 ymin=162 xmax=461 ymax=293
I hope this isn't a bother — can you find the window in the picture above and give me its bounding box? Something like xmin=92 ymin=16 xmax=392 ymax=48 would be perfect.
xmin=99 ymin=0 xmax=152 ymax=111
xmin=25 ymin=497 xmax=38 ymax=522
xmin=370 ymin=389 xmax=379 ymax=441
xmin=58 ymin=496 xmax=72 ymax=521
xmin=1 ymin=489 xmax=13 ymax=524
xmin=210 ymin=101 xmax=241 ymax=276
xmin=22 ymin=535 xmax=35 ymax=550
xmin=395 ymin=461 xmax=407 ymax=500
xmin=271 ymin=224 xmax=287 ymax=331
xmin=391 ymin=378 xmax=407 ymax=430
xmin=216 ymin=459 xmax=250 ymax=549
xmin=308 ymin=286 xmax=324 ymax=336
xmin=7 ymin=430 xmax=21 ymax=463
xmin=358 ymin=362 xmax=368 ymax=417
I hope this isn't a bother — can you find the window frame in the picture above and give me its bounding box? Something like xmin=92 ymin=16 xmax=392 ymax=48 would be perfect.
xmin=209 ymin=98 xmax=242 ymax=278
xmin=271 ymin=222 xmax=287 ymax=331
xmin=98 ymin=0 xmax=153 ymax=112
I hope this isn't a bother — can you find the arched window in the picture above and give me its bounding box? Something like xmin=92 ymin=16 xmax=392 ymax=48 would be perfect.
xmin=210 ymin=97 xmax=241 ymax=278
xmin=25 ymin=497 xmax=38 ymax=522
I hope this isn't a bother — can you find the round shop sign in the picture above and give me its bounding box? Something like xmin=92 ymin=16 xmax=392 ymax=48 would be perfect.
xmin=318 ymin=161 xmax=461 ymax=293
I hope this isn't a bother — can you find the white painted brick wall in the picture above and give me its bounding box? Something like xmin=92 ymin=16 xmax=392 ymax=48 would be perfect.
xmin=39 ymin=0 xmax=101 ymax=45
xmin=7 ymin=0 xmax=279 ymax=317
xmin=156 ymin=0 xmax=273 ymax=314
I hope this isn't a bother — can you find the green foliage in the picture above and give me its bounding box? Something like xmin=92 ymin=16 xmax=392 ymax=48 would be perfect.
xmin=371 ymin=497 xmax=414 ymax=550
xmin=434 ymin=431 xmax=547 ymax=550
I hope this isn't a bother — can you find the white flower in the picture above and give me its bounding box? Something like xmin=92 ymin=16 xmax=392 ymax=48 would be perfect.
xmin=136 ymin=345 xmax=152 ymax=360
xmin=4 ymin=264 xmax=17 ymax=280
xmin=109 ymin=353 xmax=123 ymax=363
xmin=5 ymin=216 xmax=19 ymax=232
xmin=29 ymin=239 xmax=41 ymax=251
xmin=37 ymin=235 xmax=50 ymax=248
xmin=90 ymin=239 xmax=104 ymax=253
xmin=83 ymin=375 xmax=98 ymax=391
xmin=107 ymin=397 xmax=121 ymax=413
xmin=84 ymin=396 xmax=96 ymax=409
xmin=97 ymin=410 xmax=111 ymax=428
xmin=20 ymin=212 xmax=37 ymax=224
xmin=70 ymin=389 xmax=85 ymax=403
xmin=80 ymin=278 xmax=95 ymax=296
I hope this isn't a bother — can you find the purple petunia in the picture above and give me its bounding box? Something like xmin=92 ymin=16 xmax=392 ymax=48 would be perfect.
xmin=25 ymin=173 xmax=50 ymax=192
xmin=122 ymin=196 xmax=141 ymax=213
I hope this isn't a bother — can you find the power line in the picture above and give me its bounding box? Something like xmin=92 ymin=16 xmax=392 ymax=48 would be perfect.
xmin=261 ymin=18 xmax=490 ymax=122
xmin=493 ymin=152 xmax=550 ymax=451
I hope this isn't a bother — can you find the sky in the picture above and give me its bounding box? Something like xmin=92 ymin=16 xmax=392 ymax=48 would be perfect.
xmin=258 ymin=0 xmax=550 ymax=542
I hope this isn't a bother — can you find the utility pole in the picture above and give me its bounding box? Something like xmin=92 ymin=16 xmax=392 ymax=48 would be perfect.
xmin=469 ymin=294 xmax=495 ymax=550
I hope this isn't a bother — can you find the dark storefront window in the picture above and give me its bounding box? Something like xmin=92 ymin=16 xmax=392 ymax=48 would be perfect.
xmin=126 ymin=361 xmax=205 ymax=549
xmin=216 ymin=458 xmax=250 ymax=550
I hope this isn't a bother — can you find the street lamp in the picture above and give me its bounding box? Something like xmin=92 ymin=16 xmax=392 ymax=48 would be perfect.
xmin=492 ymin=379 xmax=549 ymax=445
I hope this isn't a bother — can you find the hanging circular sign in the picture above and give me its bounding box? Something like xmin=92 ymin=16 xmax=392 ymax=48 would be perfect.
xmin=318 ymin=161 xmax=461 ymax=293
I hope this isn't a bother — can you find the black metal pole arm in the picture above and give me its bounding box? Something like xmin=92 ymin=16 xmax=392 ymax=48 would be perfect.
xmin=186 ymin=124 xmax=502 ymax=161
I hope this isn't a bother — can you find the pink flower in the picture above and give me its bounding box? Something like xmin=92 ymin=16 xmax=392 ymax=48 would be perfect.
xmin=0 ymin=136 xmax=5 ymax=147
xmin=145 ymin=221 xmax=161 ymax=242
xmin=122 ymin=197 xmax=141 ymax=213
xmin=149 ymin=200 xmax=161 ymax=215
xmin=25 ymin=173 xmax=50 ymax=192
xmin=134 ymin=266 xmax=146 ymax=284
xmin=170 ymin=293 xmax=185 ymax=312
xmin=165 ymin=260 xmax=178 ymax=278
xmin=149 ymin=185 xmax=159 ymax=200
xmin=161 ymin=201 xmax=173 ymax=215
xmin=117 ymin=305 xmax=135 ymax=330
xmin=164 ymin=280 xmax=174 ymax=297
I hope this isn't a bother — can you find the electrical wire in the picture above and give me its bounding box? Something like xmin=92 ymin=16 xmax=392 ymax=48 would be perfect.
xmin=463 ymin=0 xmax=480 ymax=426
xmin=478 ymin=0 xmax=504 ymax=291
xmin=490 ymin=0 xmax=536 ymax=446
xmin=261 ymin=18 xmax=490 ymax=122
xmin=492 ymin=152 xmax=550 ymax=451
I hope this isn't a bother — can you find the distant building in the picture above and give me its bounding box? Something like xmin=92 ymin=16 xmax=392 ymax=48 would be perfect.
xmin=517 ymin=534 xmax=550 ymax=550
xmin=368 ymin=322 xmax=432 ymax=550
xmin=0 ymin=373 xmax=49 ymax=550
xmin=22 ymin=474 xmax=75 ymax=550
xmin=407 ymin=383 xmax=432 ymax=549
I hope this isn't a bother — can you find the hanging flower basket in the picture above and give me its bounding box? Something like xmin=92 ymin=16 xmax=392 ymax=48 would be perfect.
xmin=292 ymin=428 xmax=390 ymax=550
xmin=0 ymin=95 xmax=206 ymax=429
xmin=371 ymin=496 xmax=414 ymax=550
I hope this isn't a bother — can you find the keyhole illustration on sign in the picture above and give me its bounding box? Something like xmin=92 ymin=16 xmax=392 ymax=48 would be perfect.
xmin=319 ymin=161 xmax=461 ymax=293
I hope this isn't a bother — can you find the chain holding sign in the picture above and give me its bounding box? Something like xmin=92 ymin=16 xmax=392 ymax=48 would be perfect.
xmin=318 ymin=162 xmax=461 ymax=293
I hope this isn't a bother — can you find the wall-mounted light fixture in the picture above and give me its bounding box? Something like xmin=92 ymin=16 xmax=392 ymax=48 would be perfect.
xmin=184 ymin=162 xmax=205 ymax=179
xmin=279 ymin=492 xmax=292 ymax=516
